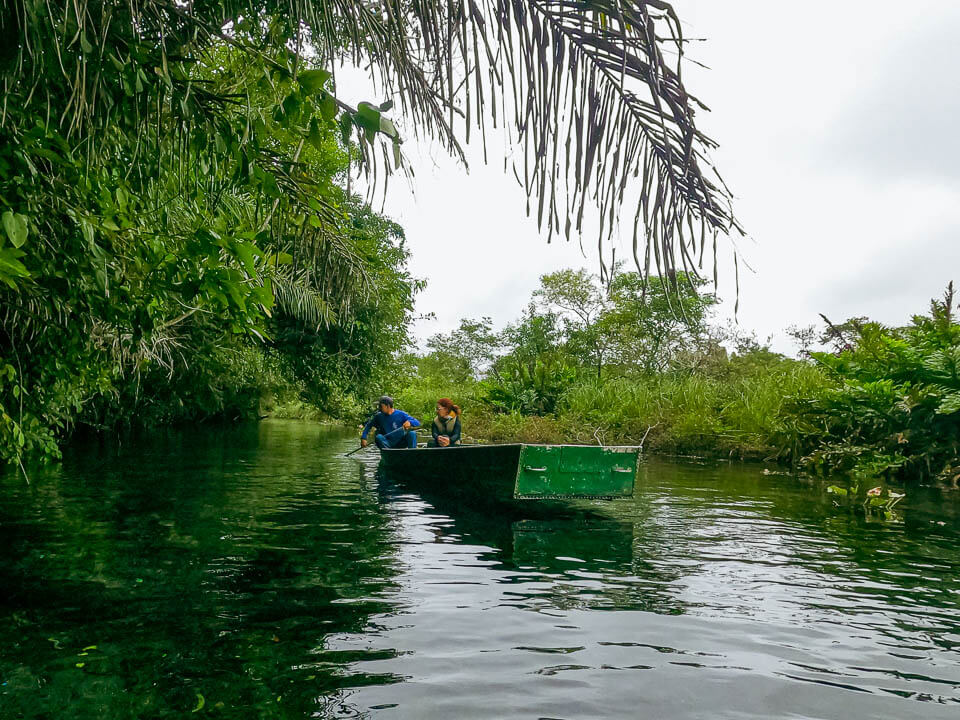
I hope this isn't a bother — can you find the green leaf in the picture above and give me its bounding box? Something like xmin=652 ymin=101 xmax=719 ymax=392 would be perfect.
xmin=2 ymin=211 xmax=28 ymax=248
xmin=355 ymin=102 xmax=381 ymax=130
xmin=234 ymin=241 xmax=259 ymax=274
xmin=319 ymin=92 xmax=338 ymax=122
xmin=298 ymin=69 xmax=332 ymax=94
xmin=268 ymin=252 xmax=293 ymax=266
xmin=379 ymin=99 xmax=394 ymax=112
xmin=254 ymin=280 xmax=274 ymax=309
xmin=339 ymin=113 xmax=353 ymax=146
xmin=224 ymin=275 xmax=247 ymax=311
xmin=379 ymin=116 xmax=399 ymax=139
xmin=307 ymin=118 xmax=324 ymax=152
xmin=0 ymin=248 xmax=30 ymax=285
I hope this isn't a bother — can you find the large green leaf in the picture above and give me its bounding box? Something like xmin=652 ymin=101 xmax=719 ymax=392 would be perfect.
xmin=355 ymin=103 xmax=382 ymax=142
xmin=0 ymin=247 xmax=30 ymax=288
xmin=298 ymin=69 xmax=331 ymax=94
xmin=234 ymin=241 xmax=260 ymax=274
xmin=2 ymin=212 xmax=28 ymax=248
xmin=318 ymin=92 xmax=338 ymax=122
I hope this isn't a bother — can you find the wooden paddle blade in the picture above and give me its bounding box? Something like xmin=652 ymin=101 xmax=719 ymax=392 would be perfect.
xmin=514 ymin=445 xmax=639 ymax=499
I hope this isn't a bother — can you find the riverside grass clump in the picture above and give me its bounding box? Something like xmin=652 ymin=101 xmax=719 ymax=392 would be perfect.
xmin=561 ymin=365 xmax=827 ymax=456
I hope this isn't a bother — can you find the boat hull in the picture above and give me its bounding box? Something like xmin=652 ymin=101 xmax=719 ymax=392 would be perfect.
xmin=378 ymin=443 xmax=639 ymax=502
xmin=379 ymin=444 xmax=523 ymax=503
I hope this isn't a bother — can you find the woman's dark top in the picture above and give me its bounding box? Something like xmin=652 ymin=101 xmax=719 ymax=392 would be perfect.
xmin=432 ymin=414 xmax=461 ymax=445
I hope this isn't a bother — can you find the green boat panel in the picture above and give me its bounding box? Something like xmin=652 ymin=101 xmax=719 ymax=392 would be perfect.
xmin=515 ymin=445 xmax=638 ymax=498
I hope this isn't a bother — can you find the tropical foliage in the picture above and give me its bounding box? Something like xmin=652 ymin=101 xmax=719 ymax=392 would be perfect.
xmin=400 ymin=267 xmax=825 ymax=455
xmin=400 ymin=275 xmax=960 ymax=485
xmin=790 ymin=284 xmax=960 ymax=483
xmin=0 ymin=28 xmax=414 ymax=469
xmin=2 ymin=1 xmax=741 ymax=469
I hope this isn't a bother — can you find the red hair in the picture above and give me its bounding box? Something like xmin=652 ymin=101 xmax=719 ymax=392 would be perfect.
xmin=437 ymin=398 xmax=461 ymax=416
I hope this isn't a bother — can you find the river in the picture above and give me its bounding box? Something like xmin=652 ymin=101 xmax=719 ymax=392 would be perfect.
xmin=1 ymin=420 xmax=958 ymax=718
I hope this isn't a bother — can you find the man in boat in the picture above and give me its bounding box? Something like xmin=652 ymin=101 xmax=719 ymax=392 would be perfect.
xmin=360 ymin=396 xmax=422 ymax=450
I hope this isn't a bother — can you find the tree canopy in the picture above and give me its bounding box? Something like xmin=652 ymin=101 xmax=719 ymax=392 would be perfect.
xmin=3 ymin=0 xmax=739 ymax=281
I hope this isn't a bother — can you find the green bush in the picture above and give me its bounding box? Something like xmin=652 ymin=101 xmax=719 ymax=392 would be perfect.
xmin=789 ymin=289 xmax=960 ymax=481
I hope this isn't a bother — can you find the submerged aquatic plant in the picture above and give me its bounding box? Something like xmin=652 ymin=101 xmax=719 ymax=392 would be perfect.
xmin=826 ymin=483 xmax=906 ymax=519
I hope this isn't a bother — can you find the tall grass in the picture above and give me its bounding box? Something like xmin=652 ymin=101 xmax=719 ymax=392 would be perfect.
xmin=398 ymin=357 xmax=829 ymax=460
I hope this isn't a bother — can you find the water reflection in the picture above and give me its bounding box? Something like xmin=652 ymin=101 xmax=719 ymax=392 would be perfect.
xmin=1 ymin=422 xmax=404 ymax=718
xmin=368 ymin=453 xmax=960 ymax=716
xmin=2 ymin=425 xmax=959 ymax=719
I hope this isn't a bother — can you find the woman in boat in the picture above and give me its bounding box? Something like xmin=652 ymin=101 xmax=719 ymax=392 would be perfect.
xmin=430 ymin=398 xmax=462 ymax=447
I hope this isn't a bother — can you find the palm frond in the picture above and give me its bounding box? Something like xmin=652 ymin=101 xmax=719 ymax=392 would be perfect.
xmin=3 ymin=0 xmax=741 ymax=283
xmin=310 ymin=0 xmax=743 ymax=280
xmin=272 ymin=274 xmax=338 ymax=329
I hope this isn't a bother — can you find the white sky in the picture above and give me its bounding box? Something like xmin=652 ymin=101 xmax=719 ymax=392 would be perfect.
xmin=340 ymin=1 xmax=960 ymax=355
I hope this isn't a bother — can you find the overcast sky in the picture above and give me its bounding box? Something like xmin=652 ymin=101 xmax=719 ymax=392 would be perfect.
xmin=341 ymin=1 xmax=960 ymax=354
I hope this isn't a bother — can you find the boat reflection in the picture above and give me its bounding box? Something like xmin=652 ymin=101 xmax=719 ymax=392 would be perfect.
xmin=377 ymin=465 xmax=687 ymax=614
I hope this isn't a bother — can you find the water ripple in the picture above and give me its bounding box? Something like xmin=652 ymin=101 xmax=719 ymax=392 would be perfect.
xmin=2 ymin=426 xmax=960 ymax=719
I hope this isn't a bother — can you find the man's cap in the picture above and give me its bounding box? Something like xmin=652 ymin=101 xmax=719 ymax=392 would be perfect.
xmin=378 ymin=395 xmax=394 ymax=407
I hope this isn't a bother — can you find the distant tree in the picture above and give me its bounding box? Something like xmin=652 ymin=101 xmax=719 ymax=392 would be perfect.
xmin=496 ymin=305 xmax=565 ymax=372
xmin=480 ymin=306 xmax=573 ymax=414
xmin=534 ymin=270 xmax=610 ymax=380
xmin=427 ymin=317 xmax=501 ymax=382
xmin=602 ymin=272 xmax=717 ymax=374
xmin=786 ymin=324 xmax=818 ymax=359
xmin=533 ymin=268 xmax=717 ymax=378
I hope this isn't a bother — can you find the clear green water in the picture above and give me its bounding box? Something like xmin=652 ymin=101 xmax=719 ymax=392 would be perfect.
xmin=2 ymin=420 xmax=959 ymax=719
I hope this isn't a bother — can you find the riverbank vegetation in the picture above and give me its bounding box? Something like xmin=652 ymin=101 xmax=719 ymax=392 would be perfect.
xmin=397 ymin=273 xmax=960 ymax=484
xmin=1 ymin=2 xmax=740 ymax=472
xmin=8 ymin=4 xmax=955 ymax=486
xmin=0 ymin=11 xmax=421 ymax=469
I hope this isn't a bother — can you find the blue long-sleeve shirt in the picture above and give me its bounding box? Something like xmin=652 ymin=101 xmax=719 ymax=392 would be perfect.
xmin=361 ymin=409 xmax=421 ymax=440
